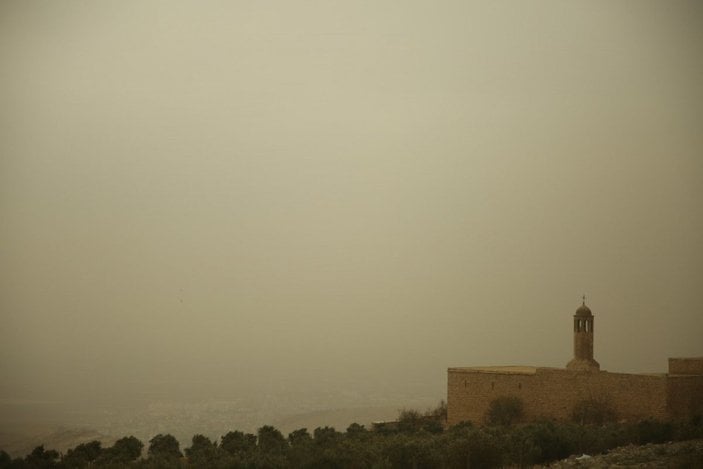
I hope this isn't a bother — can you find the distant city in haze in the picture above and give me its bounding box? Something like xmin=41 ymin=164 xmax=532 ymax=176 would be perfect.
xmin=1 ymin=0 xmax=702 ymax=458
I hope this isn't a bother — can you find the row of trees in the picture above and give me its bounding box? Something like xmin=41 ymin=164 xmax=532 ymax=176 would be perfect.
xmin=2 ymin=398 xmax=702 ymax=469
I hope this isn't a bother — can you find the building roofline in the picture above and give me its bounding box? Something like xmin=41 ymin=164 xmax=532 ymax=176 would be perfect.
xmin=447 ymin=366 xmax=539 ymax=375
xmin=447 ymin=366 xmax=674 ymax=378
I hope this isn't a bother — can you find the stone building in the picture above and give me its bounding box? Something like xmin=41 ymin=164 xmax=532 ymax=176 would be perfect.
xmin=447 ymin=300 xmax=703 ymax=426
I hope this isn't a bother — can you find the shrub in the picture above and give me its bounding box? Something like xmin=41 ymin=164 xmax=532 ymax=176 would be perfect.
xmin=446 ymin=428 xmax=505 ymax=468
xmin=635 ymin=419 xmax=673 ymax=444
xmin=397 ymin=406 xmax=447 ymax=434
xmin=520 ymin=421 xmax=577 ymax=463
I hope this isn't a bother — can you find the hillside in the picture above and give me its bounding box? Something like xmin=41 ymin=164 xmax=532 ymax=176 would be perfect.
xmin=549 ymin=439 xmax=703 ymax=468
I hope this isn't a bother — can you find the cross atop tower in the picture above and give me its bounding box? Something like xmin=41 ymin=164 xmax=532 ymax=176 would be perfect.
xmin=582 ymin=294 xmax=586 ymax=305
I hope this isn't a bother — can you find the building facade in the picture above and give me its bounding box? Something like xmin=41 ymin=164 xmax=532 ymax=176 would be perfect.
xmin=447 ymin=301 xmax=703 ymax=426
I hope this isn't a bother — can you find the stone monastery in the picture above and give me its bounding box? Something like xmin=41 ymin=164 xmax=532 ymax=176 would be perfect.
xmin=447 ymin=300 xmax=703 ymax=425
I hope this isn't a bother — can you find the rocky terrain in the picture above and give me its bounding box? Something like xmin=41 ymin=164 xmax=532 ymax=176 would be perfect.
xmin=548 ymin=439 xmax=703 ymax=468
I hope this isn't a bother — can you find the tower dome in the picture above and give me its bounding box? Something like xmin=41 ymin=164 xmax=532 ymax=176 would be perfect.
xmin=575 ymin=303 xmax=592 ymax=316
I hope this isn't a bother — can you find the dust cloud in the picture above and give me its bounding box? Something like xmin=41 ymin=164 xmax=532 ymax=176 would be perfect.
xmin=1 ymin=0 xmax=702 ymax=449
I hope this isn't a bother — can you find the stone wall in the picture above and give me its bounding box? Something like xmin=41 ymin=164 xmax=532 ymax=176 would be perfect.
xmin=669 ymin=357 xmax=703 ymax=375
xmin=447 ymin=367 xmax=670 ymax=426
xmin=667 ymin=374 xmax=703 ymax=419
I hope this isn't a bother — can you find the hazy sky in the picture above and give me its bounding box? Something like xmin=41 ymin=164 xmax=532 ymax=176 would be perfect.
xmin=1 ymin=1 xmax=702 ymax=410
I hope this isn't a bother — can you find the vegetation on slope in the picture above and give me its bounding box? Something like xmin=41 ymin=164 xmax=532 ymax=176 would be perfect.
xmin=2 ymin=400 xmax=702 ymax=468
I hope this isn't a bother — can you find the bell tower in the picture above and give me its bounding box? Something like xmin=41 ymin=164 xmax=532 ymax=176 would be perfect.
xmin=566 ymin=296 xmax=600 ymax=371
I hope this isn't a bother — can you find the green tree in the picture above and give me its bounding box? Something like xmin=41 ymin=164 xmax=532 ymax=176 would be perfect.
xmin=446 ymin=428 xmax=505 ymax=469
xmin=427 ymin=400 xmax=448 ymax=423
xmin=313 ymin=426 xmax=341 ymax=448
xmin=99 ymin=436 xmax=143 ymax=465
xmin=486 ymin=396 xmax=524 ymax=426
xmin=142 ymin=433 xmax=183 ymax=468
xmin=287 ymin=428 xmax=313 ymax=468
xmin=220 ymin=431 xmax=256 ymax=457
xmin=25 ymin=445 xmax=60 ymax=468
xmin=397 ymin=409 xmax=424 ymax=433
xmin=62 ymin=440 xmax=102 ymax=467
xmin=386 ymin=434 xmax=423 ymax=469
xmin=397 ymin=402 xmax=447 ymax=434
xmin=256 ymin=426 xmax=287 ymax=454
xmin=288 ymin=428 xmax=312 ymax=448
xmin=185 ymin=434 xmax=223 ymax=468
xmin=346 ymin=423 xmax=368 ymax=439
xmin=147 ymin=434 xmax=181 ymax=460
xmin=249 ymin=426 xmax=288 ymax=469
xmin=520 ymin=421 xmax=575 ymax=463
xmin=0 ymin=450 xmax=10 ymax=468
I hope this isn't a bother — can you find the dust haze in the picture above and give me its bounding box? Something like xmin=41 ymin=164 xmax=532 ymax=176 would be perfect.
xmin=1 ymin=0 xmax=702 ymax=446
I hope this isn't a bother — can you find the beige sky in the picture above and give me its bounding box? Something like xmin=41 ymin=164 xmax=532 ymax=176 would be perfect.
xmin=1 ymin=1 xmax=702 ymax=408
